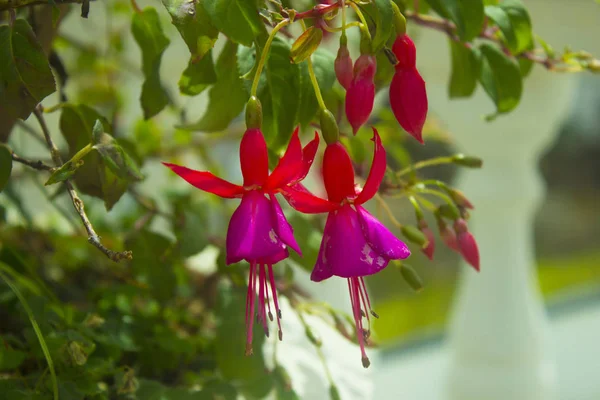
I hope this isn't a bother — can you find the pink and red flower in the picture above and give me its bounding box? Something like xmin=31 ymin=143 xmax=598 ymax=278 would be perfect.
xmin=164 ymin=127 xmax=318 ymax=354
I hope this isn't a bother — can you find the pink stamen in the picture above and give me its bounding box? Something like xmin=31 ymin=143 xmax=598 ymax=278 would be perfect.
xmin=258 ymin=264 xmax=269 ymax=337
xmin=245 ymin=262 xmax=257 ymax=356
xmin=348 ymin=277 xmax=370 ymax=368
xmin=268 ymin=264 xmax=283 ymax=341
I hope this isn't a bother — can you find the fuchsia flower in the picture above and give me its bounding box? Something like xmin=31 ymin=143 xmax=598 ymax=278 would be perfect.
xmin=163 ymin=127 xmax=318 ymax=355
xmin=345 ymin=54 xmax=377 ymax=134
xmin=454 ymin=219 xmax=480 ymax=271
xmin=389 ymin=34 xmax=428 ymax=144
xmin=286 ymin=129 xmax=411 ymax=368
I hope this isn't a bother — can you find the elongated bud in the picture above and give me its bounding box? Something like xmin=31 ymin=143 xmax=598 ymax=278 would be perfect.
xmin=437 ymin=203 xmax=460 ymax=221
xmin=436 ymin=217 xmax=460 ymax=252
xmin=330 ymin=385 xmax=342 ymax=400
xmin=335 ymin=42 xmax=353 ymax=90
xmin=291 ymin=26 xmax=323 ymax=64
xmin=245 ymin=96 xmax=262 ymax=129
xmin=418 ymin=220 xmax=435 ymax=260
xmin=389 ymin=67 xmax=427 ymax=143
xmin=320 ymin=109 xmax=340 ymax=145
xmin=446 ymin=188 xmax=474 ymax=209
xmin=454 ymin=219 xmax=480 ymax=271
xmin=400 ymin=263 xmax=423 ymax=292
xmin=451 ymin=154 xmax=483 ymax=168
xmin=401 ymin=225 xmax=428 ymax=247
xmin=346 ymin=55 xmax=376 ymax=134
xmin=391 ymin=2 xmax=407 ymax=36
xmin=392 ymin=34 xmax=416 ymax=69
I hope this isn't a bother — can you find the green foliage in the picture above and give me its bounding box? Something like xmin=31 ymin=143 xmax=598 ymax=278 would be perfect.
xmin=425 ymin=0 xmax=484 ymax=41
xmin=131 ymin=8 xmax=171 ymax=119
xmin=202 ymin=0 xmax=264 ymax=47
xmin=484 ymin=0 xmax=533 ymax=54
xmin=448 ymin=40 xmax=479 ymax=98
xmin=0 ymin=144 xmax=12 ymax=192
xmin=0 ymin=19 xmax=55 ymax=121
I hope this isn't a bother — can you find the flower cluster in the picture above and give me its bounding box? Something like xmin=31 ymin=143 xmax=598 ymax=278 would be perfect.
xmin=165 ymin=24 xmax=478 ymax=368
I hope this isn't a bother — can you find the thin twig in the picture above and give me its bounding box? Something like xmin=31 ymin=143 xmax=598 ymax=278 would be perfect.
xmin=33 ymin=106 xmax=132 ymax=263
xmin=0 ymin=0 xmax=92 ymax=11
xmin=11 ymin=153 xmax=54 ymax=171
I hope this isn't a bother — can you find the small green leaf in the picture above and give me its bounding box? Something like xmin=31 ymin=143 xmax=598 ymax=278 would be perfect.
xmin=178 ymin=50 xmax=217 ymax=96
xmin=0 ymin=145 xmax=12 ymax=192
xmin=162 ymin=0 xmax=218 ymax=61
xmin=93 ymin=134 xmax=144 ymax=181
xmin=448 ymin=40 xmax=480 ymax=98
xmin=371 ymin=0 xmax=394 ymax=52
xmin=202 ymin=0 xmax=263 ymax=46
xmin=485 ymin=0 xmax=532 ymax=54
xmin=131 ymin=8 xmax=171 ymax=119
xmin=181 ymin=41 xmax=246 ymax=132
xmin=91 ymin=119 xmax=103 ymax=144
xmin=0 ymin=347 xmax=27 ymax=371
xmin=0 ymin=19 xmax=56 ymax=121
xmin=478 ymin=43 xmax=523 ymax=117
xmin=44 ymin=160 xmax=84 ymax=186
xmin=290 ymin=26 xmax=323 ymax=64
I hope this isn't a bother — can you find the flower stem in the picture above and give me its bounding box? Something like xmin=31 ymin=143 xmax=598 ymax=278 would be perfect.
xmin=348 ymin=1 xmax=371 ymax=41
xmin=251 ymin=19 xmax=291 ymax=97
xmin=396 ymin=156 xmax=454 ymax=178
xmin=300 ymin=20 xmax=327 ymax=111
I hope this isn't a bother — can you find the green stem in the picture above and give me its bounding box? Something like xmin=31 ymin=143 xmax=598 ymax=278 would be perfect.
xmin=396 ymin=156 xmax=454 ymax=178
xmin=348 ymin=1 xmax=371 ymax=41
xmin=341 ymin=0 xmax=348 ymax=40
xmin=0 ymin=263 xmax=58 ymax=400
xmin=322 ymin=21 xmax=361 ymax=33
xmin=299 ymin=20 xmax=327 ymax=110
xmin=413 ymin=186 xmax=455 ymax=207
xmin=69 ymin=143 xmax=93 ymax=165
xmin=251 ymin=19 xmax=291 ymax=97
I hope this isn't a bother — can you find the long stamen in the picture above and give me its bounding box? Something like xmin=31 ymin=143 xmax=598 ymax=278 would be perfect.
xmin=268 ymin=264 xmax=283 ymax=341
xmin=245 ymin=262 xmax=257 ymax=356
xmin=348 ymin=278 xmax=370 ymax=368
xmin=258 ymin=264 xmax=269 ymax=337
xmin=265 ymin=273 xmax=274 ymax=322
xmin=356 ymin=278 xmax=371 ymax=337
xmin=359 ymin=277 xmax=378 ymax=318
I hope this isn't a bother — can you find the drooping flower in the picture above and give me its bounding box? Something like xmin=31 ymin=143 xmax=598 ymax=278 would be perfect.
xmin=345 ymin=54 xmax=377 ymax=134
xmin=389 ymin=34 xmax=428 ymax=144
xmin=335 ymin=42 xmax=353 ymax=90
xmin=285 ymin=129 xmax=411 ymax=367
xmin=163 ymin=127 xmax=318 ymax=354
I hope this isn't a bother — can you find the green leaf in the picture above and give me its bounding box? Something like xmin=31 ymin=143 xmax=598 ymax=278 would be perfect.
xmin=93 ymin=134 xmax=144 ymax=181
xmin=162 ymin=0 xmax=218 ymax=61
xmin=131 ymin=8 xmax=171 ymax=119
xmin=478 ymin=43 xmax=523 ymax=117
xmin=126 ymin=231 xmax=176 ymax=303
xmin=290 ymin=26 xmax=323 ymax=64
xmin=425 ymin=0 xmax=484 ymax=41
xmin=178 ymin=50 xmax=217 ymax=96
xmin=0 ymin=347 xmax=27 ymax=371
xmin=181 ymin=41 xmax=246 ymax=132
xmin=0 ymin=19 xmax=56 ymax=121
xmin=485 ymin=0 xmax=532 ymax=54
xmin=0 ymin=145 xmax=12 ymax=192
xmin=202 ymin=0 xmax=263 ymax=46
xmin=371 ymin=0 xmax=394 ymax=53
xmin=448 ymin=40 xmax=479 ymax=98
xmin=59 ymin=104 xmax=128 ymax=210
xmin=296 ymin=48 xmax=336 ymax=128
xmin=44 ymin=159 xmax=83 ymax=186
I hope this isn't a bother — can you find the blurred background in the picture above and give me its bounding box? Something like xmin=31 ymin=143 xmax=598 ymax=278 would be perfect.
xmin=1 ymin=0 xmax=599 ymax=399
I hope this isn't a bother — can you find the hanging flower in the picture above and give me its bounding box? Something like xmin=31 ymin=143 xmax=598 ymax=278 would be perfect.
xmin=389 ymin=34 xmax=428 ymax=144
xmin=285 ymin=128 xmax=411 ymax=367
xmin=163 ymin=127 xmax=318 ymax=355
xmin=345 ymin=54 xmax=377 ymax=134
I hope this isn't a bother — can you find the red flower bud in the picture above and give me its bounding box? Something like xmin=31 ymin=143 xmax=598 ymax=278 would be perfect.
xmin=389 ymin=68 xmax=428 ymax=143
xmin=437 ymin=219 xmax=460 ymax=253
xmin=454 ymin=219 xmax=480 ymax=272
xmin=392 ymin=34 xmax=416 ymax=70
xmin=335 ymin=44 xmax=353 ymax=90
xmin=418 ymin=220 xmax=435 ymax=260
xmin=345 ymin=55 xmax=376 ymax=134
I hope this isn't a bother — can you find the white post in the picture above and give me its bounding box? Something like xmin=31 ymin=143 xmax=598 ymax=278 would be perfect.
xmin=413 ymin=0 xmax=600 ymax=398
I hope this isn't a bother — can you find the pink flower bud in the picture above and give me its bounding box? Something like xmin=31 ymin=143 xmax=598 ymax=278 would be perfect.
xmin=345 ymin=55 xmax=376 ymax=134
xmin=335 ymin=44 xmax=353 ymax=90
xmin=454 ymin=219 xmax=480 ymax=272
xmin=392 ymin=34 xmax=416 ymax=70
xmin=418 ymin=220 xmax=435 ymax=260
xmin=437 ymin=219 xmax=460 ymax=253
xmin=389 ymin=67 xmax=428 ymax=143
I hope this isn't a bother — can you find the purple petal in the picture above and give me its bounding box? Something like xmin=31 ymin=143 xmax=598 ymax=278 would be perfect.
xmin=356 ymin=206 xmax=411 ymax=260
xmin=226 ymin=191 xmax=286 ymax=265
xmin=311 ymin=212 xmax=335 ymax=282
xmin=313 ymin=205 xmax=390 ymax=280
xmin=270 ymin=195 xmax=301 ymax=256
